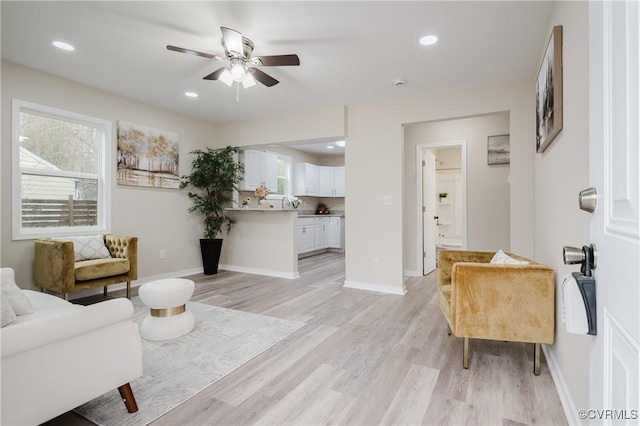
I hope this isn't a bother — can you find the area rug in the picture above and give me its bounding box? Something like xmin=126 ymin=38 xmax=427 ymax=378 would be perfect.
xmin=75 ymin=298 xmax=306 ymax=426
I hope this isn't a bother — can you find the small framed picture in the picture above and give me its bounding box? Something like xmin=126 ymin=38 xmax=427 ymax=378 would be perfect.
xmin=488 ymin=134 xmax=510 ymax=165
xmin=536 ymin=25 xmax=563 ymax=153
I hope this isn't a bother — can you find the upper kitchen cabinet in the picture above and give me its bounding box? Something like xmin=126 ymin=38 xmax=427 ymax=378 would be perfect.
xmin=318 ymin=166 xmax=345 ymax=197
xmin=240 ymin=150 xmax=278 ymax=192
xmin=293 ymin=163 xmax=319 ymax=196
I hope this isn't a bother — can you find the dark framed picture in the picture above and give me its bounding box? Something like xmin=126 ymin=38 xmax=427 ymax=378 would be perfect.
xmin=535 ymin=25 xmax=563 ymax=153
xmin=488 ymin=134 xmax=510 ymax=165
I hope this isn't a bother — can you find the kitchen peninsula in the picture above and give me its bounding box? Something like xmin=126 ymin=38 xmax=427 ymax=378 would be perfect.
xmin=219 ymin=208 xmax=344 ymax=279
xmin=219 ymin=208 xmax=299 ymax=279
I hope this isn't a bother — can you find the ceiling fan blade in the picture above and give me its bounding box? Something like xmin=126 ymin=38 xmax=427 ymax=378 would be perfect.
xmin=166 ymin=45 xmax=220 ymax=60
xmin=250 ymin=68 xmax=279 ymax=87
xmin=220 ymin=27 xmax=244 ymax=56
xmin=203 ymin=67 xmax=228 ymax=80
xmin=254 ymin=54 xmax=300 ymax=67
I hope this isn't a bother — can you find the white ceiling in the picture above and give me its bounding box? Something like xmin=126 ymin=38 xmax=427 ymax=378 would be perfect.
xmin=1 ymin=1 xmax=553 ymax=127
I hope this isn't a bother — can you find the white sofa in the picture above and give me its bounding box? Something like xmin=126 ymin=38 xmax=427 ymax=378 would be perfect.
xmin=1 ymin=278 xmax=143 ymax=425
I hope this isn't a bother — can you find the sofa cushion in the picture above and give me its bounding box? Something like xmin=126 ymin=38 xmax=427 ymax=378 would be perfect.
xmin=1 ymin=296 xmax=16 ymax=327
xmin=75 ymin=258 xmax=130 ymax=281
xmin=14 ymin=290 xmax=81 ymax=324
xmin=64 ymin=235 xmax=112 ymax=262
xmin=1 ymin=268 xmax=34 ymax=315
xmin=490 ymin=249 xmax=529 ymax=265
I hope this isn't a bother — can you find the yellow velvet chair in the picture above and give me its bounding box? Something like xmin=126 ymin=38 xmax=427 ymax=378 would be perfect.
xmin=34 ymin=235 xmax=138 ymax=300
xmin=437 ymin=250 xmax=555 ymax=375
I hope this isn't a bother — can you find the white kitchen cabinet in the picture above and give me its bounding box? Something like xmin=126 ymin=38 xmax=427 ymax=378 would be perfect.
xmin=297 ymin=218 xmax=315 ymax=254
xmin=293 ymin=163 xmax=319 ymax=196
xmin=318 ymin=167 xmax=345 ymax=197
xmin=314 ymin=217 xmax=329 ymax=249
xmin=240 ymin=150 xmax=278 ymax=192
xmin=329 ymin=216 xmax=344 ymax=249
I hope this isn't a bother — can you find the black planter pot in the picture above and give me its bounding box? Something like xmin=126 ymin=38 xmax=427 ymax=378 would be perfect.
xmin=200 ymin=238 xmax=223 ymax=275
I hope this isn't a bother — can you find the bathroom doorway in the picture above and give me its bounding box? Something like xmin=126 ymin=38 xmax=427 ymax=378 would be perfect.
xmin=418 ymin=141 xmax=467 ymax=275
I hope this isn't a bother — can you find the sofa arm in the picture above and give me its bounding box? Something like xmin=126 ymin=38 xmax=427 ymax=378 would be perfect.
xmin=105 ymin=235 xmax=138 ymax=280
xmin=438 ymin=250 xmax=495 ymax=288
xmin=34 ymin=239 xmax=76 ymax=293
xmin=451 ymin=262 xmax=555 ymax=344
xmin=1 ymin=298 xmax=136 ymax=358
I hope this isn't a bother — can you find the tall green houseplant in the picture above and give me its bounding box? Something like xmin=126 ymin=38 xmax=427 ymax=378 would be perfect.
xmin=180 ymin=146 xmax=245 ymax=274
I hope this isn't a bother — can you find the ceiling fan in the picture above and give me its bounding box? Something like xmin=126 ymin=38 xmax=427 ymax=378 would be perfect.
xmin=167 ymin=27 xmax=300 ymax=88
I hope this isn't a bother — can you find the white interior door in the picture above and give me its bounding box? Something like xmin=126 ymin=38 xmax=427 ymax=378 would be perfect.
xmin=423 ymin=151 xmax=437 ymax=274
xmin=589 ymin=0 xmax=639 ymax=418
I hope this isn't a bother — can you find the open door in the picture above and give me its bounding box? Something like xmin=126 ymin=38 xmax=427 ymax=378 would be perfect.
xmin=422 ymin=151 xmax=437 ymax=274
xmin=588 ymin=0 xmax=639 ymax=414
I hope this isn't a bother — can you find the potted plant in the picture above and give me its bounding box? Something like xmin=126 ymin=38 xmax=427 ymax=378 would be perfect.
xmin=439 ymin=192 xmax=449 ymax=202
xmin=180 ymin=146 xmax=245 ymax=275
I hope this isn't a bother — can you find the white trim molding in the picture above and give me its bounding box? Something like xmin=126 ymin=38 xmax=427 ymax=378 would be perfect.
xmin=219 ymin=264 xmax=300 ymax=280
xmin=343 ymin=280 xmax=406 ymax=295
xmin=542 ymin=345 xmax=581 ymax=426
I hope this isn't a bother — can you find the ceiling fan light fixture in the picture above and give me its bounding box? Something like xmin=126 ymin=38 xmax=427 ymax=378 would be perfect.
xmin=242 ymin=72 xmax=256 ymax=88
xmin=219 ymin=69 xmax=234 ymax=87
xmin=230 ymin=61 xmax=246 ymax=82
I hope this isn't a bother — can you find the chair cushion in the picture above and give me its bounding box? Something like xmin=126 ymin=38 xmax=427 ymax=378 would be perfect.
xmin=75 ymin=258 xmax=130 ymax=281
xmin=438 ymin=284 xmax=452 ymax=321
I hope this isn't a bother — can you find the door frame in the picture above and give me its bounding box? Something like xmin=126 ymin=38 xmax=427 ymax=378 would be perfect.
xmin=415 ymin=140 xmax=467 ymax=274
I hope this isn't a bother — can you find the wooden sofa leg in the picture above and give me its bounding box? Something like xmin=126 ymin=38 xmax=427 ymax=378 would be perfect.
xmin=104 ymin=286 xmax=108 ymax=297
xmin=447 ymin=324 xmax=452 ymax=336
xmin=463 ymin=337 xmax=469 ymax=369
xmin=534 ymin=343 xmax=541 ymax=375
xmin=63 ymin=293 xmax=69 ymax=301
xmin=118 ymin=383 xmax=139 ymax=413
xmin=126 ymin=281 xmax=131 ymax=299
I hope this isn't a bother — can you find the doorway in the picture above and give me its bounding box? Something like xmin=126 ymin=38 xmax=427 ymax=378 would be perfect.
xmin=417 ymin=141 xmax=467 ymax=275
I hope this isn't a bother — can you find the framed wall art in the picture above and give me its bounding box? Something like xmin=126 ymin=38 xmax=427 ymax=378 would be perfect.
xmin=117 ymin=121 xmax=180 ymax=189
xmin=535 ymin=25 xmax=563 ymax=153
xmin=488 ymin=134 xmax=510 ymax=165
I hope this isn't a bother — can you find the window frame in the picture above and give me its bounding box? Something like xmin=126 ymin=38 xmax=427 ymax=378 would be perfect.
xmin=11 ymin=99 xmax=112 ymax=240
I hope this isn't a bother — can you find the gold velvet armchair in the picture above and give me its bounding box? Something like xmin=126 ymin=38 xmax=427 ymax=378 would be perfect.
xmin=34 ymin=235 xmax=138 ymax=300
xmin=437 ymin=250 xmax=555 ymax=375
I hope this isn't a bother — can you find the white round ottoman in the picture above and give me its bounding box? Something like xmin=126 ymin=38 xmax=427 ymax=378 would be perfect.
xmin=139 ymin=278 xmax=195 ymax=341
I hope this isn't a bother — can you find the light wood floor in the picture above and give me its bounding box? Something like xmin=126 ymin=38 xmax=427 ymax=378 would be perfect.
xmin=46 ymin=252 xmax=567 ymax=425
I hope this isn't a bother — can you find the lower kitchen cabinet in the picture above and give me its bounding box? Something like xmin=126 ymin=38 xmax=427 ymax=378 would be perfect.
xmin=298 ymin=216 xmax=344 ymax=255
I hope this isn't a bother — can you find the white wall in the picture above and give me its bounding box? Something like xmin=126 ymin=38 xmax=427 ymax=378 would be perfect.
xmin=1 ymin=61 xmax=216 ymax=289
xmin=344 ymin=80 xmax=533 ymax=294
xmin=534 ymin=2 xmax=590 ymax=422
xmin=403 ymin=113 xmax=511 ymax=275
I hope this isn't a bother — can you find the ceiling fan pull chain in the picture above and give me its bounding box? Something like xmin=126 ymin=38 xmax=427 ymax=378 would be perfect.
xmin=236 ymin=83 xmax=240 ymax=102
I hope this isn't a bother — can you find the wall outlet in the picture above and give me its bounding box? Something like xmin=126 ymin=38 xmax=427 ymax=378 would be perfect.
xmin=372 ymin=257 xmax=380 ymax=268
xmin=383 ymin=195 xmax=393 ymax=206
xmin=159 ymin=249 xmax=167 ymax=259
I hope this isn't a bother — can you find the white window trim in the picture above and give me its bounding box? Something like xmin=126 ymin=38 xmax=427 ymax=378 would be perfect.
xmin=12 ymin=99 xmax=112 ymax=240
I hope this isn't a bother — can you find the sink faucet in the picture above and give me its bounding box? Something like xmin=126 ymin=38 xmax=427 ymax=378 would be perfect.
xmin=281 ymin=197 xmax=291 ymax=209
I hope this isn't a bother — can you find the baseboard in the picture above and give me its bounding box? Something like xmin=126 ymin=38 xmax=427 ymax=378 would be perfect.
xmin=542 ymin=345 xmax=581 ymax=425
xmin=218 ymin=264 xmax=300 ymax=280
xmin=404 ymin=269 xmax=421 ymax=277
xmin=343 ymin=280 xmax=406 ymax=295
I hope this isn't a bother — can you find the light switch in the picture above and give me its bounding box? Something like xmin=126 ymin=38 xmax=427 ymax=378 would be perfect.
xmin=383 ymin=195 xmax=393 ymax=206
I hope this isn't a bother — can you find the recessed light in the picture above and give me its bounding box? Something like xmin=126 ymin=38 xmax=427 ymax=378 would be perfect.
xmin=185 ymin=92 xmax=198 ymax=98
xmin=327 ymin=145 xmax=335 ymax=149
xmin=419 ymin=35 xmax=438 ymax=46
xmin=52 ymin=41 xmax=75 ymax=51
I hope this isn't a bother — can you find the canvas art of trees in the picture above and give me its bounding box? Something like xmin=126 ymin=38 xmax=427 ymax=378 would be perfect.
xmin=117 ymin=121 xmax=180 ymax=189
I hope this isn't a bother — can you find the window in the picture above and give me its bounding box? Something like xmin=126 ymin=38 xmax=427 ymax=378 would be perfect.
xmin=12 ymin=99 xmax=112 ymax=240
xmin=268 ymin=154 xmax=292 ymax=199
